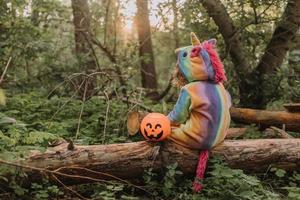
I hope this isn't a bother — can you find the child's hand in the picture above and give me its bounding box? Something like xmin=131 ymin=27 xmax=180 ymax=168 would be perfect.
xmin=170 ymin=121 xmax=180 ymax=127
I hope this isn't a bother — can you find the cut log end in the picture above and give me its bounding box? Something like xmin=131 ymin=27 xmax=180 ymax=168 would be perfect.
xmin=127 ymin=111 xmax=140 ymax=135
xmin=127 ymin=111 xmax=148 ymax=135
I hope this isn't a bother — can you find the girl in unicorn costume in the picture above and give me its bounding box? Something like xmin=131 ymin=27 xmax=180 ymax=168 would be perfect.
xmin=168 ymin=32 xmax=231 ymax=191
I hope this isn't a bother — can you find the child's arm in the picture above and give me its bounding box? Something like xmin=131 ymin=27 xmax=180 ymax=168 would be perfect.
xmin=167 ymin=88 xmax=191 ymax=126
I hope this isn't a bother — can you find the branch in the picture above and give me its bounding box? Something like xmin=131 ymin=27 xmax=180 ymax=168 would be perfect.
xmin=89 ymin=35 xmax=127 ymax=94
xmin=90 ymin=36 xmax=116 ymax=63
xmin=0 ymin=57 xmax=12 ymax=86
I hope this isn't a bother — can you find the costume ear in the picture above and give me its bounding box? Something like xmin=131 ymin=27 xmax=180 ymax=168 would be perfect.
xmin=207 ymin=38 xmax=217 ymax=46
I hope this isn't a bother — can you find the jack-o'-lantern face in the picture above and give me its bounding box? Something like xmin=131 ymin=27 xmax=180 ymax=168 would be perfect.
xmin=140 ymin=113 xmax=171 ymax=141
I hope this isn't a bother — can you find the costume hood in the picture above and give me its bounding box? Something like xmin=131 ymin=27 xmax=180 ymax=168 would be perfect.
xmin=175 ymin=32 xmax=226 ymax=83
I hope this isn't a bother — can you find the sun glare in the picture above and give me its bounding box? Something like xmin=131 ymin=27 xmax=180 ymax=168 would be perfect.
xmin=121 ymin=0 xmax=167 ymax=34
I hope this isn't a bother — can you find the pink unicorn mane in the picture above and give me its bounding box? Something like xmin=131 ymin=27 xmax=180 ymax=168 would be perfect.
xmin=202 ymin=41 xmax=227 ymax=83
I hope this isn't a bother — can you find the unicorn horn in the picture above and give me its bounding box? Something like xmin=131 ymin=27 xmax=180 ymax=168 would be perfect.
xmin=191 ymin=32 xmax=200 ymax=46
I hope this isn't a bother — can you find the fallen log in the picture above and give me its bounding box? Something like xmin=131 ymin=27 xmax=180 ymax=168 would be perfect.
xmin=225 ymin=127 xmax=247 ymax=138
xmin=283 ymin=103 xmax=300 ymax=113
xmin=264 ymin=126 xmax=294 ymax=139
xmin=230 ymin=107 xmax=300 ymax=131
xmin=1 ymin=139 xmax=299 ymax=187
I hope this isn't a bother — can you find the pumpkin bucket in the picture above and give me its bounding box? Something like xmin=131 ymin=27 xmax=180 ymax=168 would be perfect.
xmin=140 ymin=113 xmax=171 ymax=141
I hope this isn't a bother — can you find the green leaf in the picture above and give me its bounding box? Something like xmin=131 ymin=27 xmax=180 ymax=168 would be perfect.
xmin=275 ymin=169 xmax=286 ymax=178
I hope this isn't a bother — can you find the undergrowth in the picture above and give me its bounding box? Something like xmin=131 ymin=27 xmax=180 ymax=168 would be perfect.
xmin=0 ymin=91 xmax=299 ymax=199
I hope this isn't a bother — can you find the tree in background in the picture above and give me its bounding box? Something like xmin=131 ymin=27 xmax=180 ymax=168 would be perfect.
xmin=136 ymin=0 xmax=158 ymax=99
xmin=71 ymin=0 xmax=98 ymax=99
xmin=287 ymin=32 xmax=300 ymax=102
xmin=200 ymin=0 xmax=300 ymax=108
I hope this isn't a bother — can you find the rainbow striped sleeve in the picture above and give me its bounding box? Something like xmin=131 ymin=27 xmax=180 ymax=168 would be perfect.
xmin=167 ymin=88 xmax=191 ymax=124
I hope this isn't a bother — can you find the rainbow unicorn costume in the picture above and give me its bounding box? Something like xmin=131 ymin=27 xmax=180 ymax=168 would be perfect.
xmin=167 ymin=33 xmax=231 ymax=191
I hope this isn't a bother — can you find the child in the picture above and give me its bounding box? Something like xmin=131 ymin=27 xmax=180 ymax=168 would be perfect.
xmin=167 ymin=32 xmax=231 ymax=191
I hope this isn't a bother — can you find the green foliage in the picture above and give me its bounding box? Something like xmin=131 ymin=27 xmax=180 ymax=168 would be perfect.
xmin=241 ymin=124 xmax=262 ymax=139
xmin=266 ymin=168 xmax=300 ymax=199
xmin=0 ymin=91 xmax=132 ymax=146
xmin=143 ymin=163 xmax=185 ymax=198
xmin=200 ymin=158 xmax=279 ymax=200
xmin=283 ymin=187 xmax=300 ymax=200
xmin=142 ymin=159 xmax=282 ymax=200
xmin=7 ymin=179 xmax=64 ymax=199
xmin=30 ymin=182 xmax=63 ymax=200
xmin=90 ymin=184 xmax=139 ymax=200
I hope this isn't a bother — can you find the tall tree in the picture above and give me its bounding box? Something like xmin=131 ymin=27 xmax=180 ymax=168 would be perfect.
xmin=201 ymin=0 xmax=300 ymax=108
xmin=71 ymin=0 xmax=97 ymax=99
xmin=31 ymin=0 xmax=39 ymax=26
xmin=288 ymin=33 xmax=300 ymax=101
xmin=172 ymin=0 xmax=180 ymax=49
xmin=136 ymin=0 xmax=158 ymax=98
xmin=71 ymin=0 xmax=96 ymax=71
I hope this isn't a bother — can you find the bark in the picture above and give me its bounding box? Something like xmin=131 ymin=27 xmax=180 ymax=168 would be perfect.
xmin=200 ymin=0 xmax=254 ymax=107
xmin=71 ymin=0 xmax=94 ymax=67
xmin=136 ymin=0 xmax=158 ymax=98
xmin=3 ymin=139 xmax=297 ymax=186
xmin=230 ymin=107 xmax=300 ymax=131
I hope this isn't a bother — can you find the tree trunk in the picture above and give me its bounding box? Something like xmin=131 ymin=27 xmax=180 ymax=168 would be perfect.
xmin=200 ymin=0 xmax=254 ymax=108
xmin=136 ymin=0 xmax=158 ymax=98
xmin=172 ymin=0 xmax=180 ymax=49
xmin=71 ymin=0 xmax=97 ymax=99
xmin=230 ymin=107 xmax=300 ymax=131
xmin=288 ymin=32 xmax=300 ymax=102
xmin=255 ymin=0 xmax=300 ymax=107
xmin=0 ymin=139 xmax=298 ymax=187
xmin=31 ymin=0 xmax=39 ymax=26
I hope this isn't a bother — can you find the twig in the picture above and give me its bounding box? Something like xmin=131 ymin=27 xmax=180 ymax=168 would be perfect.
xmin=76 ymin=79 xmax=88 ymax=140
xmin=0 ymin=159 xmax=111 ymax=184
xmin=48 ymin=79 xmax=85 ymax=126
xmin=0 ymin=57 xmax=12 ymax=85
xmin=102 ymin=91 xmax=110 ymax=144
xmin=52 ymin=174 xmax=89 ymax=200
xmin=121 ymin=98 xmax=153 ymax=112
xmin=54 ymin=166 xmax=151 ymax=195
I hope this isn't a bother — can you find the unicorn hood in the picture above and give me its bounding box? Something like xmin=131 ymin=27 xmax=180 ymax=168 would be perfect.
xmin=175 ymin=32 xmax=226 ymax=83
